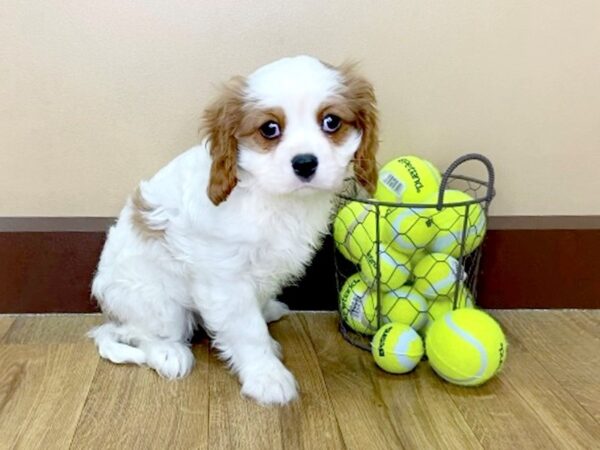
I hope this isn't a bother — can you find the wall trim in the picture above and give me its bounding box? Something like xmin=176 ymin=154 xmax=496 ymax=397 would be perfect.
xmin=0 ymin=216 xmax=599 ymax=313
xmin=1 ymin=215 xmax=599 ymax=232
xmin=488 ymin=215 xmax=600 ymax=230
xmin=0 ymin=217 xmax=115 ymax=232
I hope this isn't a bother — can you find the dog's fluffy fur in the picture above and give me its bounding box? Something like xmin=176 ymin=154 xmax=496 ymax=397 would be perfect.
xmin=89 ymin=55 xmax=378 ymax=405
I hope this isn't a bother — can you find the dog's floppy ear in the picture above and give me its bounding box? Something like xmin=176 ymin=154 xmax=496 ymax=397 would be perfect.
xmin=337 ymin=62 xmax=379 ymax=195
xmin=201 ymin=76 xmax=246 ymax=205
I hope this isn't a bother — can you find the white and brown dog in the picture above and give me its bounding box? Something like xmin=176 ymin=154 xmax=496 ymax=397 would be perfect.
xmin=89 ymin=55 xmax=378 ymax=404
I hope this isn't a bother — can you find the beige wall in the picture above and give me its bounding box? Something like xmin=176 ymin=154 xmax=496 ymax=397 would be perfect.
xmin=1 ymin=0 xmax=599 ymax=217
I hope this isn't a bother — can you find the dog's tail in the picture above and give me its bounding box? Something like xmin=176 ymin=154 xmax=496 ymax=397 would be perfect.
xmin=88 ymin=322 xmax=147 ymax=365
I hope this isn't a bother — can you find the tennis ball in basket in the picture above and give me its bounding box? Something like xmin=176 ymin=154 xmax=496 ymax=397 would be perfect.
xmin=406 ymin=248 xmax=429 ymax=268
xmin=375 ymin=156 xmax=442 ymax=204
xmin=436 ymin=285 xmax=475 ymax=310
xmin=339 ymin=273 xmax=378 ymax=335
xmin=360 ymin=244 xmax=412 ymax=291
xmin=427 ymin=190 xmax=487 ymax=258
xmin=385 ymin=207 xmax=436 ymax=254
xmin=422 ymin=286 xmax=475 ymax=334
xmin=333 ymin=201 xmax=380 ymax=264
xmin=413 ymin=253 xmax=465 ymax=299
xmin=381 ymin=286 xmax=428 ymax=330
xmin=426 ymin=309 xmax=507 ymax=386
xmin=371 ymin=323 xmax=424 ymax=374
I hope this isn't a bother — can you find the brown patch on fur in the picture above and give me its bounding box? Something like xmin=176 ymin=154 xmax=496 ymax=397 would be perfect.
xmin=237 ymin=107 xmax=286 ymax=152
xmin=131 ymin=185 xmax=165 ymax=240
xmin=200 ymin=76 xmax=247 ymax=205
xmin=335 ymin=62 xmax=379 ymax=194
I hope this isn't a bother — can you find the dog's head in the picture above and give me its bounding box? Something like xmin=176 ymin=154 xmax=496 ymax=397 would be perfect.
xmin=202 ymin=55 xmax=378 ymax=205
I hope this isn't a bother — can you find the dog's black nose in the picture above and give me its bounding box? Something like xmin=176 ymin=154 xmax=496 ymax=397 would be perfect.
xmin=291 ymin=154 xmax=318 ymax=180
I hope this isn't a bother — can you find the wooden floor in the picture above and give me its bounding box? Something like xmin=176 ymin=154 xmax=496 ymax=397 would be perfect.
xmin=0 ymin=311 xmax=598 ymax=450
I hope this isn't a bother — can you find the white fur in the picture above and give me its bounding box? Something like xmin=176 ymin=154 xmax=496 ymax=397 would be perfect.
xmin=89 ymin=56 xmax=363 ymax=405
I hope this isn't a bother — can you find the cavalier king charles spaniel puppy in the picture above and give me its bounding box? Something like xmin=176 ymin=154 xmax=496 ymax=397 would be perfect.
xmin=89 ymin=55 xmax=378 ymax=405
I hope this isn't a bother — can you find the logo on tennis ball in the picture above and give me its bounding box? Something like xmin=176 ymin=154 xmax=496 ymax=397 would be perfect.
xmin=376 ymin=325 xmax=391 ymax=357
xmin=397 ymin=158 xmax=425 ymax=193
xmin=498 ymin=342 xmax=506 ymax=367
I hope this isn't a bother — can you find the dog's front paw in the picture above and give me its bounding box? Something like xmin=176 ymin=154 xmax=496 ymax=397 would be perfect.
xmin=262 ymin=300 xmax=290 ymax=323
xmin=241 ymin=360 xmax=298 ymax=405
xmin=144 ymin=342 xmax=195 ymax=379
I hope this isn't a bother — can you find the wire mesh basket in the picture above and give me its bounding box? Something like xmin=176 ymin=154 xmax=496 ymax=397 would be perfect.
xmin=333 ymin=153 xmax=495 ymax=351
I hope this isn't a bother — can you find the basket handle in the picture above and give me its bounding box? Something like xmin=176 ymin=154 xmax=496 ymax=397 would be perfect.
xmin=437 ymin=153 xmax=496 ymax=210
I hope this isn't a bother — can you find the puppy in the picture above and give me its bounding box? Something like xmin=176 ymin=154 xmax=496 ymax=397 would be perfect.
xmin=89 ymin=55 xmax=378 ymax=405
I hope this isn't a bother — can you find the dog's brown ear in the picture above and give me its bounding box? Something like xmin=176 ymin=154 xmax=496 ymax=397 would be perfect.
xmin=337 ymin=62 xmax=379 ymax=195
xmin=201 ymin=77 xmax=246 ymax=205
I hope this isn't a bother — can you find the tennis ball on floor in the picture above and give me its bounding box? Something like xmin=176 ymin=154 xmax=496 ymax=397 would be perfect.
xmin=371 ymin=323 xmax=424 ymax=374
xmin=426 ymin=309 xmax=507 ymax=386
xmin=385 ymin=207 xmax=436 ymax=253
xmin=339 ymin=273 xmax=378 ymax=335
xmin=333 ymin=201 xmax=384 ymax=264
xmin=381 ymin=286 xmax=428 ymax=330
xmin=422 ymin=286 xmax=475 ymax=334
xmin=413 ymin=253 xmax=465 ymax=299
xmin=360 ymin=244 xmax=412 ymax=291
xmin=375 ymin=156 xmax=442 ymax=204
xmin=427 ymin=190 xmax=487 ymax=258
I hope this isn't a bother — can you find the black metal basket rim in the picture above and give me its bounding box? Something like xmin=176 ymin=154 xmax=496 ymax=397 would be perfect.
xmin=338 ymin=173 xmax=495 ymax=209
xmin=444 ymin=173 xmax=492 ymax=187
xmin=337 ymin=192 xmax=495 ymax=209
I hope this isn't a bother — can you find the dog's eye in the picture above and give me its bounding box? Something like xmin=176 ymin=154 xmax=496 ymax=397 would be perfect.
xmin=259 ymin=121 xmax=281 ymax=140
xmin=321 ymin=114 xmax=342 ymax=133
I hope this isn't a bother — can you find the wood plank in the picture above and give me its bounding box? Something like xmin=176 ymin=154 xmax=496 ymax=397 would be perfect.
xmin=571 ymin=310 xmax=600 ymax=337
xmin=0 ymin=311 xmax=597 ymax=449
xmin=581 ymin=309 xmax=600 ymax=325
xmin=0 ymin=316 xmax=15 ymax=340
xmin=501 ymin=343 xmax=599 ymax=446
xmin=476 ymin=311 xmax=599 ymax=447
xmin=207 ymin=346 xmax=282 ymax=450
xmin=274 ymin=315 xmax=345 ymax=449
xmin=433 ymin=310 xmax=583 ymax=450
xmin=0 ymin=343 xmax=98 ymax=449
xmin=3 ymin=314 xmax=103 ymax=344
xmin=207 ymin=314 xmax=345 ymax=450
xmin=303 ymin=313 xmax=482 ymax=450
xmin=495 ymin=310 xmax=600 ymax=423
xmin=70 ymin=344 xmax=210 ymax=449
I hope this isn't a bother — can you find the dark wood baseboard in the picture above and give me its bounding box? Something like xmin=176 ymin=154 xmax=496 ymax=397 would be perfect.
xmin=477 ymin=229 xmax=599 ymax=308
xmin=0 ymin=232 xmax=105 ymax=313
xmin=0 ymin=217 xmax=598 ymax=313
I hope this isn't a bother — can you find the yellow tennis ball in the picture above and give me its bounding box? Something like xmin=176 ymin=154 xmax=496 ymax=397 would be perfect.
xmin=380 ymin=286 xmax=428 ymax=330
xmin=413 ymin=253 xmax=465 ymax=299
xmin=333 ymin=201 xmax=383 ymax=264
xmin=360 ymin=244 xmax=412 ymax=291
xmin=339 ymin=273 xmax=378 ymax=335
xmin=375 ymin=156 xmax=442 ymax=204
xmin=406 ymin=248 xmax=429 ymax=268
xmin=422 ymin=285 xmax=475 ymax=334
xmin=436 ymin=285 xmax=475 ymax=309
xmin=427 ymin=190 xmax=487 ymax=257
xmin=426 ymin=309 xmax=507 ymax=386
xmin=333 ymin=201 xmax=375 ymax=264
xmin=385 ymin=207 xmax=436 ymax=254
xmin=371 ymin=323 xmax=424 ymax=374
